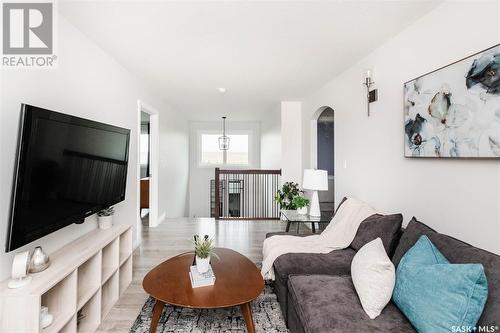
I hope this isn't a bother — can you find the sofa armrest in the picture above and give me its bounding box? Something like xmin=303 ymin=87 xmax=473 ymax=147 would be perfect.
xmin=273 ymin=248 xmax=356 ymax=282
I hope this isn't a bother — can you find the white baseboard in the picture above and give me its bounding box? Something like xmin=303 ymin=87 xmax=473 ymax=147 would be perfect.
xmin=133 ymin=240 xmax=141 ymax=252
xmin=158 ymin=212 xmax=166 ymax=225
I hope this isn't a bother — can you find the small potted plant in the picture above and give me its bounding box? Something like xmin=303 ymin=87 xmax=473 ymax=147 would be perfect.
xmin=193 ymin=235 xmax=215 ymax=274
xmin=292 ymin=195 xmax=310 ymax=215
xmin=275 ymin=182 xmax=304 ymax=219
xmin=97 ymin=207 xmax=114 ymax=230
xmin=274 ymin=182 xmax=301 ymax=210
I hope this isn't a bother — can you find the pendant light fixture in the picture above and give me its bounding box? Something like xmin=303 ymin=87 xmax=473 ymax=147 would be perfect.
xmin=218 ymin=116 xmax=230 ymax=150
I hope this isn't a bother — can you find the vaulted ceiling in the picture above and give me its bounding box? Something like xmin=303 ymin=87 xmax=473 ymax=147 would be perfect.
xmin=60 ymin=1 xmax=440 ymax=120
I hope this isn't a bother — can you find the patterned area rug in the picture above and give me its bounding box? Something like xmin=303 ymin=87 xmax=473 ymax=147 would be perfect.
xmin=130 ymin=282 xmax=288 ymax=333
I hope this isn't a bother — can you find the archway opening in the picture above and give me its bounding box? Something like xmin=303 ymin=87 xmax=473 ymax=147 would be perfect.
xmin=316 ymin=107 xmax=334 ymax=211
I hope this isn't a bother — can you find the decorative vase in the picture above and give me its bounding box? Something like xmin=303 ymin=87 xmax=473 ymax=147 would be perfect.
xmin=98 ymin=215 xmax=113 ymax=230
xmin=29 ymin=246 xmax=50 ymax=273
xmin=297 ymin=207 xmax=308 ymax=215
xmin=196 ymin=256 xmax=210 ymax=274
xmin=40 ymin=306 xmax=53 ymax=329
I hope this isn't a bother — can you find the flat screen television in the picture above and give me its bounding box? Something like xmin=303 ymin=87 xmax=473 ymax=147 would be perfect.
xmin=6 ymin=104 xmax=130 ymax=252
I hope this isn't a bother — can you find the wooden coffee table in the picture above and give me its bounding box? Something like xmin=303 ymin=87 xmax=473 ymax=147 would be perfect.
xmin=143 ymin=248 xmax=264 ymax=333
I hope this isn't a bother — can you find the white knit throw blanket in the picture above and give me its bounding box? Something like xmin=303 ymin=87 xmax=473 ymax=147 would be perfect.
xmin=261 ymin=198 xmax=377 ymax=280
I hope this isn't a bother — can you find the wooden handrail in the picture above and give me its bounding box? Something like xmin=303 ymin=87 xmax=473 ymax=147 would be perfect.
xmin=216 ymin=169 xmax=281 ymax=175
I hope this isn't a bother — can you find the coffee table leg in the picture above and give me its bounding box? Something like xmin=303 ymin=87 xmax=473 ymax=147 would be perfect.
xmin=149 ymin=299 xmax=165 ymax=333
xmin=240 ymin=302 xmax=256 ymax=333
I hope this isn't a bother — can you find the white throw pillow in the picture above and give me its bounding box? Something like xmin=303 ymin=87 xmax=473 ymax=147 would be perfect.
xmin=351 ymin=237 xmax=395 ymax=319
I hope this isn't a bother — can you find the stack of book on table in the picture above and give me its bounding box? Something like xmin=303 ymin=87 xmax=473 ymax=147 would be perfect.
xmin=189 ymin=265 xmax=216 ymax=288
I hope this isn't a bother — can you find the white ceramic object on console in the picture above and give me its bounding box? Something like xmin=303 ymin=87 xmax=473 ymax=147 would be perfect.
xmin=8 ymin=251 xmax=32 ymax=289
xmin=40 ymin=306 xmax=53 ymax=329
xmin=196 ymin=256 xmax=210 ymax=274
xmin=98 ymin=215 xmax=113 ymax=229
xmin=29 ymin=246 xmax=50 ymax=273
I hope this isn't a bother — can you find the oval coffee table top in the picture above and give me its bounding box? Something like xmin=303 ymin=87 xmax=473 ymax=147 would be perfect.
xmin=143 ymin=248 xmax=264 ymax=309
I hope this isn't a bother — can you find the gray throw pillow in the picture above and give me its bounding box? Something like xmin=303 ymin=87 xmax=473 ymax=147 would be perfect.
xmin=350 ymin=213 xmax=403 ymax=256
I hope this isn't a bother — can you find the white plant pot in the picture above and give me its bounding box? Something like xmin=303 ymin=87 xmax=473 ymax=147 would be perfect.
xmin=98 ymin=216 xmax=113 ymax=230
xmin=297 ymin=207 xmax=308 ymax=215
xmin=196 ymin=256 xmax=210 ymax=274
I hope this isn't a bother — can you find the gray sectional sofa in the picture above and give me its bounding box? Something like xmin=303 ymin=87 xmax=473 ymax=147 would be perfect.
xmin=267 ymin=215 xmax=500 ymax=332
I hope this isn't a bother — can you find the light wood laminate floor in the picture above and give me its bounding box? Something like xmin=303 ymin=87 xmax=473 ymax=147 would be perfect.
xmin=97 ymin=217 xmax=286 ymax=332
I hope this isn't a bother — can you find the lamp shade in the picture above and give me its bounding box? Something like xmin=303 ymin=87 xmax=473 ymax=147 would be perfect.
xmin=302 ymin=169 xmax=328 ymax=191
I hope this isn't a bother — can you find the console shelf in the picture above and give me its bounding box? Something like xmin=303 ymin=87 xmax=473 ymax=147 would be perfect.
xmin=101 ymin=271 xmax=119 ymax=319
xmin=77 ymin=290 xmax=100 ymax=333
xmin=119 ymin=228 xmax=132 ymax=266
xmin=77 ymin=253 xmax=101 ymax=311
xmin=119 ymin=257 xmax=132 ymax=296
xmin=0 ymin=224 xmax=133 ymax=333
xmin=60 ymin=315 xmax=76 ymax=333
xmin=42 ymin=271 xmax=77 ymax=333
xmin=102 ymin=238 xmax=119 ymax=283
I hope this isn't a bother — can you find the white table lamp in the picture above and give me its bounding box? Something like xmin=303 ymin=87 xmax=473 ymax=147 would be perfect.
xmin=302 ymin=169 xmax=328 ymax=217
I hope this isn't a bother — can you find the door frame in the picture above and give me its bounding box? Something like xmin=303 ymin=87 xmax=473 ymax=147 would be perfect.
xmin=310 ymin=106 xmax=331 ymax=168
xmin=310 ymin=106 xmax=335 ymax=206
xmin=137 ymin=100 xmax=160 ymax=228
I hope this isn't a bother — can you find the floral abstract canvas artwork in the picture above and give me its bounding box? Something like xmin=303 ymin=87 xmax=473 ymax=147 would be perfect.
xmin=404 ymin=44 xmax=500 ymax=158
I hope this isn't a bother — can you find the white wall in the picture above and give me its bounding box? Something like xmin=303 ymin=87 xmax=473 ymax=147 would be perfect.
xmin=301 ymin=1 xmax=500 ymax=254
xmin=158 ymin=112 xmax=189 ymax=219
xmin=188 ymin=121 xmax=261 ymax=217
xmin=0 ymin=16 xmax=189 ymax=280
xmin=260 ymin=105 xmax=282 ymax=169
xmin=281 ymin=101 xmax=303 ymax=184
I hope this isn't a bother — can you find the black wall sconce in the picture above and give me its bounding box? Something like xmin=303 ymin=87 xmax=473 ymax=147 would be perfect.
xmin=363 ymin=70 xmax=378 ymax=116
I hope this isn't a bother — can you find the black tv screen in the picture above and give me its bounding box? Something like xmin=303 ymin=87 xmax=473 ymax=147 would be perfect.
xmin=6 ymin=104 xmax=130 ymax=252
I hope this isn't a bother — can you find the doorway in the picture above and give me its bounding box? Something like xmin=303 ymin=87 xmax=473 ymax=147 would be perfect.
xmin=140 ymin=112 xmax=151 ymax=223
xmin=137 ymin=100 xmax=159 ymax=229
xmin=311 ymin=106 xmax=334 ymax=211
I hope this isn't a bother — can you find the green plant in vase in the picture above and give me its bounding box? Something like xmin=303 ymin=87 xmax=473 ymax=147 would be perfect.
xmin=193 ymin=235 xmax=216 ymax=274
xmin=97 ymin=206 xmax=114 ymax=230
xmin=274 ymin=182 xmax=301 ymax=210
xmin=292 ymin=195 xmax=310 ymax=215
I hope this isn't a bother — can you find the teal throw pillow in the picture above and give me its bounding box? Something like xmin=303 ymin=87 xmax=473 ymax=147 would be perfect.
xmin=393 ymin=235 xmax=488 ymax=333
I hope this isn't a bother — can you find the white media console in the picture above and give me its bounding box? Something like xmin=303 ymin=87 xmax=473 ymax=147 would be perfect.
xmin=0 ymin=224 xmax=133 ymax=333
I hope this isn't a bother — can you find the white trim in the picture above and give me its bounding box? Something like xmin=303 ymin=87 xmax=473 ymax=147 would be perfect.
xmin=137 ymin=100 xmax=160 ymax=229
xmin=158 ymin=212 xmax=167 ymax=226
xmin=310 ymin=106 xmax=331 ymax=169
xmin=310 ymin=106 xmax=335 ymax=208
